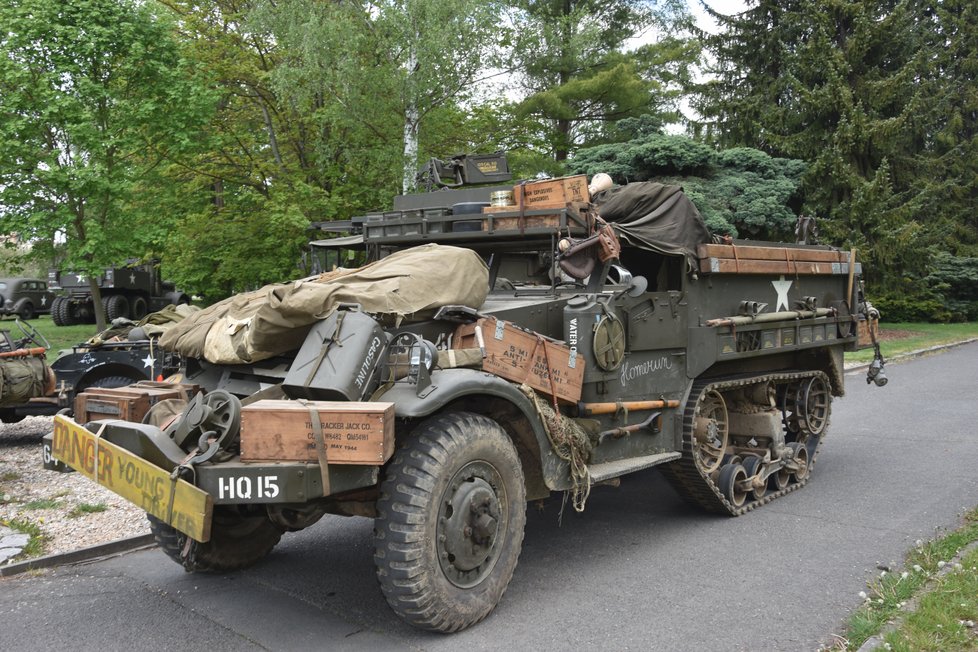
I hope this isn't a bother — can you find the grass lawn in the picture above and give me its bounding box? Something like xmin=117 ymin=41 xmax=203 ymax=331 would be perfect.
xmin=846 ymin=322 xmax=978 ymax=364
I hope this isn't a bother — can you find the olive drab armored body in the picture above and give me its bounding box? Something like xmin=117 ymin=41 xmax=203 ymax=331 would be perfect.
xmin=43 ymin=164 xmax=885 ymax=633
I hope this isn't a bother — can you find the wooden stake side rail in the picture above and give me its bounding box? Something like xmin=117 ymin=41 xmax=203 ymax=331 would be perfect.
xmin=697 ymin=243 xmax=854 ymax=276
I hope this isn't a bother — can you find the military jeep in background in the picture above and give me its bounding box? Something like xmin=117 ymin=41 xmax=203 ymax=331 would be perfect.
xmin=43 ymin=158 xmax=885 ymax=633
xmin=0 ymin=318 xmax=181 ymax=424
xmin=49 ymin=262 xmax=190 ymax=326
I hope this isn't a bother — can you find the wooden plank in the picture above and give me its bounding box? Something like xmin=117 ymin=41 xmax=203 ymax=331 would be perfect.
xmin=492 ymin=214 xmax=562 ymax=231
xmin=50 ymin=415 xmax=212 ymax=542
xmin=455 ymin=317 xmax=585 ymax=403
xmin=698 ymin=258 xmax=852 ymax=275
xmin=239 ymin=400 xmax=395 ymax=464
xmin=697 ymin=243 xmax=848 ymax=263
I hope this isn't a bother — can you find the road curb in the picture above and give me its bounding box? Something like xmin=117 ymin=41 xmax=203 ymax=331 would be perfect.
xmin=844 ymin=337 xmax=978 ymax=372
xmin=0 ymin=533 xmax=156 ymax=578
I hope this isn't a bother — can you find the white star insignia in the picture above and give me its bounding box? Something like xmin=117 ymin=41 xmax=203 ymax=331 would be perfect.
xmin=40 ymin=296 xmax=46 ymax=306
xmin=130 ymin=273 xmax=136 ymax=284
xmin=75 ymin=274 xmax=85 ymax=283
xmin=142 ymin=354 xmax=155 ymax=369
xmin=772 ymin=275 xmax=792 ymax=312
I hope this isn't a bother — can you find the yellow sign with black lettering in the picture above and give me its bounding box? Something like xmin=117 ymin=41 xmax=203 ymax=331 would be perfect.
xmin=51 ymin=415 xmax=212 ymax=542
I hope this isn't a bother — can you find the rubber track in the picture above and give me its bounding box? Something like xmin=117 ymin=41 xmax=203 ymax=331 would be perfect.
xmin=659 ymin=371 xmax=830 ymax=516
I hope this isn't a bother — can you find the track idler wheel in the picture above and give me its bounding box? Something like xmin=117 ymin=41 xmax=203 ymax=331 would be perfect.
xmin=693 ymin=390 xmax=729 ymax=474
xmin=796 ymin=376 xmax=830 ymax=437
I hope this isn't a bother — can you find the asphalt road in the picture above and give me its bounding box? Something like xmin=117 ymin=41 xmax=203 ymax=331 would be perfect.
xmin=2 ymin=344 xmax=977 ymax=651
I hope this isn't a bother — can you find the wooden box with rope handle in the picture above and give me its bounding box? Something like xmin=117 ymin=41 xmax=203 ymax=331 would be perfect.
xmin=239 ymin=399 xmax=395 ymax=464
xmin=454 ymin=317 xmax=585 ymax=404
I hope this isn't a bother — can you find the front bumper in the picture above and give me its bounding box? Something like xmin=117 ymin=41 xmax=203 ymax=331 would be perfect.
xmin=42 ymin=415 xmax=380 ymax=541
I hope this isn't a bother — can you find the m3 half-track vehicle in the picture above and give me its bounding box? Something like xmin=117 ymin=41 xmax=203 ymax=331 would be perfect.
xmin=49 ymin=262 xmax=190 ymax=326
xmin=43 ymin=172 xmax=884 ymax=632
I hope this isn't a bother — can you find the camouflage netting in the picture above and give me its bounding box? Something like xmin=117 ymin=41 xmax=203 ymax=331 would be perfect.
xmin=161 ymin=244 xmax=489 ymax=365
xmin=520 ymin=384 xmax=594 ymax=512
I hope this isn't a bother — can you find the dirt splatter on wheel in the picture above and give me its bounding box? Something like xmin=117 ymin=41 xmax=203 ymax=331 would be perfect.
xmin=374 ymin=411 xmax=526 ymax=632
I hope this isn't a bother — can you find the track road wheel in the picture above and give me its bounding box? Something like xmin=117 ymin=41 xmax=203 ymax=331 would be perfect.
xmin=374 ymin=411 xmax=526 ymax=633
xmin=692 ymin=390 xmax=728 ymax=475
xmin=718 ymin=462 xmax=748 ymax=508
xmin=147 ymin=506 xmax=284 ymax=572
xmin=769 ymin=459 xmax=791 ymax=492
xmin=788 ymin=442 xmax=810 ymax=482
xmin=741 ymin=455 xmax=767 ymax=500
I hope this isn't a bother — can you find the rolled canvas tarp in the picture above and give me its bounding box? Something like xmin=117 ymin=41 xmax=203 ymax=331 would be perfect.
xmin=160 ymin=244 xmax=489 ymax=364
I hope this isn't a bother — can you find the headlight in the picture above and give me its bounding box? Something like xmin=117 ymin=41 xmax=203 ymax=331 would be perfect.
xmin=385 ymin=333 xmax=436 ymax=384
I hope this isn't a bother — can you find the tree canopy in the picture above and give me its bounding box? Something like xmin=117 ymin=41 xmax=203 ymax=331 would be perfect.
xmin=696 ymin=0 xmax=978 ymax=317
xmin=1 ymin=0 xmax=975 ymax=321
xmin=569 ymin=119 xmax=806 ymax=240
xmin=0 ymin=0 xmax=214 ymax=327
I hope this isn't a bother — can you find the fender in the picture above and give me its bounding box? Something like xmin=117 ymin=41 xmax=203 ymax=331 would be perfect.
xmin=380 ymin=368 xmax=572 ymax=491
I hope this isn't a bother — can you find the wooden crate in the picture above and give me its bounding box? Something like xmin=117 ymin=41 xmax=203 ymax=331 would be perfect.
xmin=75 ymin=391 xmax=151 ymax=423
xmin=74 ymin=383 xmax=200 ymax=423
xmin=514 ymin=175 xmax=589 ymax=210
xmin=454 ymin=317 xmax=585 ymax=403
xmin=856 ymin=317 xmax=881 ymax=348
xmin=239 ymin=400 xmax=395 ymax=465
xmin=697 ymin=243 xmax=852 ymax=275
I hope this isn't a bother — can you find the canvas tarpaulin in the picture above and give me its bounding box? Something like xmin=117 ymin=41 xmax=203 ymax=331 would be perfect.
xmin=160 ymin=244 xmax=489 ymax=364
xmin=592 ymin=182 xmax=712 ymax=272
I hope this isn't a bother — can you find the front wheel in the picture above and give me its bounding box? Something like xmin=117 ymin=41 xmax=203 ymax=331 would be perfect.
xmin=374 ymin=411 xmax=526 ymax=632
xmin=148 ymin=505 xmax=284 ymax=572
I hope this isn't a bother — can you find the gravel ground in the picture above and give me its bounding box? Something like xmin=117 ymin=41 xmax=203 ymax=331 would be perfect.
xmin=0 ymin=415 xmax=149 ymax=561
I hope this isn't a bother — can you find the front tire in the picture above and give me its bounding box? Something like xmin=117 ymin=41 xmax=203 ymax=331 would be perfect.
xmin=374 ymin=411 xmax=526 ymax=633
xmin=148 ymin=505 xmax=284 ymax=572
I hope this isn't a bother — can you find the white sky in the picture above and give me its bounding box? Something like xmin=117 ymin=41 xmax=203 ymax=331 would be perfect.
xmin=691 ymin=0 xmax=748 ymax=33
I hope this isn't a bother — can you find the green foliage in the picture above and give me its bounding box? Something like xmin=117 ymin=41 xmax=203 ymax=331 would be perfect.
xmin=0 ymin=517 xmax=47 ymax=558
xmin=841 ymin=507 xmax=978 ymax=651
xmin=696 ymin=0 xmax=978 ymax=296
xmin=24 ymin=498 xmax=62 ymax=510
xmin=68 ymin=503 xmax=108 ymax=518
xmin=508 ymin=0 xmax=695 ymax=160
xmin=569 ymin=131 xmax=805 ymax=240
xmin=870 ymin=253 xmax=978 ymax=323
xmin=251 ymin=0 xmax=506 ymax=193
xmin=923 ymin=254 xmax=978 ymax=322
xmin=0 ymin=0 xmax=214 ymax=277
